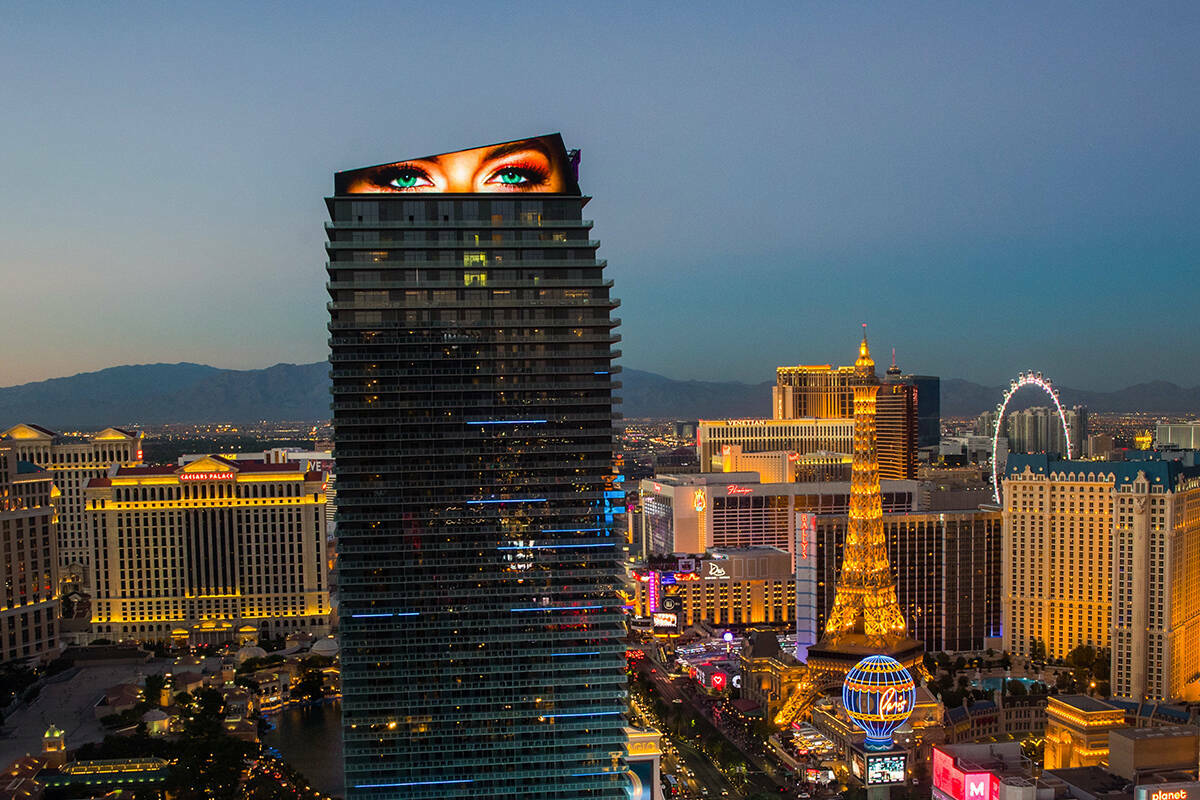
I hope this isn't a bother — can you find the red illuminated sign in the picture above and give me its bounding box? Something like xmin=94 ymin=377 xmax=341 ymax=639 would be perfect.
xmin=934 ymin=748 xmax=999 ymax=800
xmin=179 ymin=472 xmax=235 ymax=482
xmin=726 ymin=484 xmax=752 ymax=496
xmin=711 ymin=673 xmax=727 ymax=690
xmin=798 ymin=513 xmax=814 ymax=559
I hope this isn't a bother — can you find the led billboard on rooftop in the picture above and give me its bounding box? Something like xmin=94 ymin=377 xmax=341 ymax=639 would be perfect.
xmin=335 ymin=133 xmax=580 ymax=195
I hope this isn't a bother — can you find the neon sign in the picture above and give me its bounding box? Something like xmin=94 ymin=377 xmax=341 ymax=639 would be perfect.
xmin=726 ymin=484 xmax=752 ymax=496
xmin=1135 ymin=786 xmax=1200 ymax=800
xmin=179 ymin=472 xmax=235 ymax=482
xmin=798 ymin=512 xmax=814 ymax=560
xmin=693 ymin=489 xmax=707 ymax=513
xmin=652 ymin=612 xmax=677 ymax=628
xmin=879 ymin=687 xmax=910 ymax=716
xmin=842 ymin=655 xmax=916 ymax=750
xmin=711 ymin=673 xmax=727 ymax=691
xmin=934 ymin=748 xmax=1001 ymax=800
xmin=705 ymin=562 xmax=728 ymax=580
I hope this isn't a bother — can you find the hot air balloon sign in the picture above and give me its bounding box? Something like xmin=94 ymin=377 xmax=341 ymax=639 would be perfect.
xmin=842 ymin=655 xmax=916 ymax=751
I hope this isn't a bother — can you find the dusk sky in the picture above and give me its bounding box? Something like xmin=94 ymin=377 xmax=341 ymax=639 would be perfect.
xmin=2 ymin=2 xmax=1197 ymax=390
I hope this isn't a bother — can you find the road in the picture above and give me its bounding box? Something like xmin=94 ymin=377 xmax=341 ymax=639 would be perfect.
xmin=637 ymin=655 xmax=793 ymax=799
xmin=630 ymin=680 xmax=740 ymax=799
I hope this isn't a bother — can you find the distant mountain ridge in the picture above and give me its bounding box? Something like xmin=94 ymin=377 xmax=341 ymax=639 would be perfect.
xmin=1 ymin=363 xmax=1197 ymax=428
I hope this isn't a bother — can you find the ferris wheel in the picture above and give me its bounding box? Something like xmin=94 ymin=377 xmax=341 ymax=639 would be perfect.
xmin=991 ymin=371 xmax=1073 ymax=503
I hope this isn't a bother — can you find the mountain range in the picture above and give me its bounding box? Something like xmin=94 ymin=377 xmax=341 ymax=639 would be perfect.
xmin=1 ymin=363 xmax=1198 ymax=429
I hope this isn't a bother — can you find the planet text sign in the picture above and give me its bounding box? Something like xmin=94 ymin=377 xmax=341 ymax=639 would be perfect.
xmin=1135 ymin=784 xmax=1200 ymax=800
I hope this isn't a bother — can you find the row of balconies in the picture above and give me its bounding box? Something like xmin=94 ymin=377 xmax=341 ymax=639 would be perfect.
xmin=328 ymin=321 xmax=622 ymax=338
xmin=325 ymin=238 xmax=600 ymax=250
xmin=325 ymin=257 xmax=606 ymax=270
xmin=325 ymin=218 xmax=594 ymax=230
xmin=326 ymin=278 xmax=614 ymax=291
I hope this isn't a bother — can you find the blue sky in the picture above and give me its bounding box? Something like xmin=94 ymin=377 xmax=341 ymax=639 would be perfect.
xmin=2 ymin=2 xmax=1197 ymax=388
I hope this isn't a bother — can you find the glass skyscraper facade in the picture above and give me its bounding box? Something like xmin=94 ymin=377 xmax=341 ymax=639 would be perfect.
xmin=326 ymin=136 xmax=627 ymax=799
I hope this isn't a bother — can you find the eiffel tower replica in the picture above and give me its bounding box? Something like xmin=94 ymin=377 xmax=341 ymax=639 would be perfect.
xmin=775 ymin=329 xmax=924 ymax=727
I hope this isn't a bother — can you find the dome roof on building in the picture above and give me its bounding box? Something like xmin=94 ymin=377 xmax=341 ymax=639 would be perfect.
xmin=235 ymin=645 xmax=268 ymax=663
xmin=142 ymin=709 xmax=169 ymax=722
xmin=310 ymin=637 xmax=339 ymax=657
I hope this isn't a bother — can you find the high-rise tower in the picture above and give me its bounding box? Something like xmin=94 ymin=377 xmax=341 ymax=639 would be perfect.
xmin=822 ymin=330 xmax=908 ymax=643
xmin=326 ymin=135 xmax=627 ymax=799
xmin=774 ymin=330 xmax=923 ymax=727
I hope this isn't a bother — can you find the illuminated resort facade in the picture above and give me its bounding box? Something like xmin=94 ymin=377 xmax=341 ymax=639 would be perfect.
xmin=812 ymin=510 xmax=1001 ymax=653
xmin=1003 ymin=454 xmax=1200 ymax=702
xmin=696 ymin=418 xmax=854 ymax=471
xmin=1001 ymin=456 xmax=1114 ymax=661
xmin=770 ymin=357 xmax=934 ymax=478
xmin=638 ymin=472 xmax=920 ymax=558
xmin=0 ymin=447 xmax=60 ymax=661
xmin=327 ymin=135 xmax=626 ymax=799
xmin=84 ymin=455 xmax=330 ymax=644
xmin=630 ymin=547 xmax=797 ymax=629
xmin=636 ymin=472 xmax=997 ymax=651
xmin=2 ymin=424 xmax=142 ymax=592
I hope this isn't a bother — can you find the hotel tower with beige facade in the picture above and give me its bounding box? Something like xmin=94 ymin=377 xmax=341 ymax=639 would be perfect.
xmin=2 ymin=424 xmax=142 ymax=593
xmin=1003 ymin=454 xmax=1200 ymax=702
xmin=84 ymin=455 xmax=331 ymax=644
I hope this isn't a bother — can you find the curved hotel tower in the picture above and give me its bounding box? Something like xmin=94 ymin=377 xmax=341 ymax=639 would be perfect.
xmin=326 ymin=135 xmax=627 ymax=799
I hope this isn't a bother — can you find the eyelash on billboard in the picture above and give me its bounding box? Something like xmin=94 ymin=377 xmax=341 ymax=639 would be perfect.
xmin=488 ymin=162 xmax=550 ymax=190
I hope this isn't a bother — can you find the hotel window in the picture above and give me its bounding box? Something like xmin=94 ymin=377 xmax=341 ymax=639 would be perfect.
xmin=463 ymin=252 xmax=487 ymax=267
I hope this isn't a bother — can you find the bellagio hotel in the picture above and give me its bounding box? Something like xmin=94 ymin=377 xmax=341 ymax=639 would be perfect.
xmin=1003 ymin=454 xmax=1200 ymax=702
xmin=85 ymin=455 xmax=331 ymax=644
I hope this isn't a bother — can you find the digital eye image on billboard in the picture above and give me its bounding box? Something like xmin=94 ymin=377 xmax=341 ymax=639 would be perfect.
xmin=335 ymin=133 xmax=581 ymax=195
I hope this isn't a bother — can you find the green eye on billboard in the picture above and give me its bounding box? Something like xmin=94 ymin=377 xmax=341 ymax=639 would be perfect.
xmin=336 ymin=133 xmax=581 ymax=195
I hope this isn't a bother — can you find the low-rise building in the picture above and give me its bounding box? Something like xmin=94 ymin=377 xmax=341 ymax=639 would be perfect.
xmin=630 ymin=547 xmax=796 ymax=629
xmin=1107 ymin=727 xmax=1200 ymax=784
xmin=943 ymin=695 xmax=1047 ymax=744
xmin=1044 ymin=695 xmax=1127 ymax=769
xmin=932 ymin=742 xmax=1037 ymax=800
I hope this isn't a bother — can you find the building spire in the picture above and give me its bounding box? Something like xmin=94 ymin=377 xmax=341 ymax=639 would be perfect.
xmin=854 ymin=323 xmax=875 ymax=378
xmin=886 ymin=347 xmax=902 ymax=379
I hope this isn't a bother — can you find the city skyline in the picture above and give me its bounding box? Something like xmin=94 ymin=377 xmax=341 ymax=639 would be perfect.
xmin=4 ymin=3 xmax=1200 ymax=389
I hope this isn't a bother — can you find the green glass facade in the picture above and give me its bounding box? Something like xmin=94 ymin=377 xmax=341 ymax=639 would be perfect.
xmin=326 ymin=186 xmax=627 ymax=798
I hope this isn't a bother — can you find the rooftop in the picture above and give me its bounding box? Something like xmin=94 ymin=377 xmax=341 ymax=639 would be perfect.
xmin=1109 ymin=725 xmax=1197 ymax=742
xmin=1007 ymin=453 xmax=1200 ymax=490
xmin=1041 ymin=766 xmax=1130 ymax=800
xmin=1050 ymin=694 xmax=1122 ymax=714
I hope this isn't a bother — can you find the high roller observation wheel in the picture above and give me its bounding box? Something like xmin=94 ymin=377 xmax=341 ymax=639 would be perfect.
xmin=991 ymin=371 xmax=1073 ymax=504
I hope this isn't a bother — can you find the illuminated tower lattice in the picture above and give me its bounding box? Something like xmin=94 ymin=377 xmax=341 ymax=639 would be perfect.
xmin=773 ymin=329 xmax=923 ymax=728
xmin=822 ymin=330 xmax=908 ymax=644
